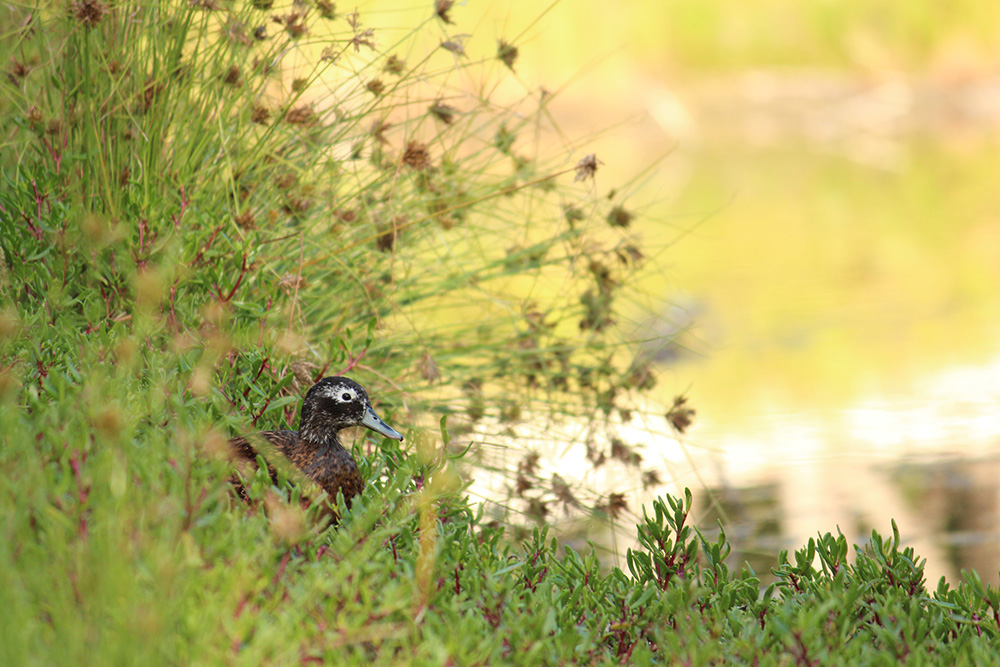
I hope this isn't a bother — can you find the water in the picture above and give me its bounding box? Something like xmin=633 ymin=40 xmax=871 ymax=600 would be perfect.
xmin=634 ymin=73 xmax=1000 ymax=584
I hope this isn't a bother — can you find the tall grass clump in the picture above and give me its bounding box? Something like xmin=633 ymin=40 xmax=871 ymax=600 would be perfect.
xmin=2 ymin=0 xmax=668 ymax=520
xmin=2 ymin=0 xmax=661 ymax=659
xmin=4 ymin=2 xmax=668 ymax=494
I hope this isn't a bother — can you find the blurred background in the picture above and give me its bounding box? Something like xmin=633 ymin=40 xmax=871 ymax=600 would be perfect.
xmin=367 ymin=0 xmax=1000 ymax=583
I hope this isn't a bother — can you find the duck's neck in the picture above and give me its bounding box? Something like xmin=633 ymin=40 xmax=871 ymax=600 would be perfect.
xmin=296 ymin=423 xmax=360 ymax=499
xmin=298 ymin=421 xmax=346 ymax=452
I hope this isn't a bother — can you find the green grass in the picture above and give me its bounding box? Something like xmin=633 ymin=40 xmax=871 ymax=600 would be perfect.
xmin=2 ymin=1 xmax=1000 ymax=663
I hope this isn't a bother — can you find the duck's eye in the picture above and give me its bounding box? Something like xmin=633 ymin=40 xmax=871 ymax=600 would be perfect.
xmin=341 ymin=392 xmax=352 ymax=401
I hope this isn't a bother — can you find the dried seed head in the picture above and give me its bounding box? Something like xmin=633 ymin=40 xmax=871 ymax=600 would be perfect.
xmin=526 ymin=497 xmax=549 ymax=521
xmin=234 ymin=210 xmax=256 ymax=229
xmin=222 ymin=65 xmax=241 ymax=86
xmin=316 ymin=0 xmax=336 ymax=19
xmin=282 ymin=12 xmax=308 ymax=38
xmin=223 ymin=19 xmax=251 ymax=46
xmin=252 ymin=56 xmax=273 ymax=76
xmin=274 ymin=172 xmax=296 ymax=190
xmin=607 ymin=205 xmax=633 ymax=228
xmin=588 ymin=260 xmax=616 ymax=292
xmin=574 ymin=153 xmax=601 ymax=182
xmin=625 ymin=361 xmax=656 ymax=392
xmin=563 ymin=205 xmax=584 ymax=227
xmin=366 ymin=78 xmax=385 ymax=95
xmin=281 ymin=196 xmax=311 ymax=215
xmin=586 ymin=440 xmax=606 ymax=467
xmin=370 ymin=119 xmax=390 ymax=143
xmin=439 ymin=35 xmax=468 ymax=57
xmin=499 ymin=400 xmax=521 ymax=422
xmin=497 ymin=40 xmax=518 ymax=71
xmin=610 ymin=438 xmax=642 ymax=466
xmin=515 ymin=474 xmax=532 ymax=497
xmin=579 ymin=289 xmax=614 ymax=332
xmin=551 ymin=475 xmax=579 ymax=511
xmin=137 ymin=77 xmax=163 ymax=113
xmin=285 ymin=104 xmax=315 ymax=125
xmin=599 ymin=493 xmax=628 ymax=520
xmin=250 ymin=104 xmax=270 ymax=124
xmin=375 ymin=218 xmax=402 ymax=252
xmin=518 ymin=451 xmax=540 ymax=476
xmin=616 ymin=243 xmax=644 ymax=266
xmin=402 ymin=140 xmax=431 ymax=170
xmin=434 ymin=0 xmax=454 ymax=24
xmin=666 ymin=395 xmax=696 ymax=433
xmin=8 ymin=58 xmax=28 ymax=83
xmin=72 ymin=0 xmax=108 ymax=28
xmin=494 ymin=125 xmax=515 ymax=154
xmin=351 ymin=28 xmax=375 ymax=52
xmin=27 ymin=105 xmax=43 ymax=128
xmin=429 ymin=101 xmax=457 ymax=124
xmin=383 ymin=54 xmax=405 ymax=75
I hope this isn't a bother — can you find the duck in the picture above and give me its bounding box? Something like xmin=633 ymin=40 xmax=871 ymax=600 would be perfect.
xmin=229 ymin=376 xmax=403 ymax=509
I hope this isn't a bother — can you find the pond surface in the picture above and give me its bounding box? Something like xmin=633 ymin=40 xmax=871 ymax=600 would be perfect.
xmin=615 ymin=73 xmax=1000 ymax=584
xmin=401 ymin=0 xmax=1000 ymax=582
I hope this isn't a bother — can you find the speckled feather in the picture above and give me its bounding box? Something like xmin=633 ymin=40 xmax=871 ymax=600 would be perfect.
xmin=229 ymin=377 xmax=402 ymax=509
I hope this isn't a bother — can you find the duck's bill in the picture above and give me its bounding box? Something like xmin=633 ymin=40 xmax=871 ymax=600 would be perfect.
xmin=361 ymin=406 xmax=404 ymax=441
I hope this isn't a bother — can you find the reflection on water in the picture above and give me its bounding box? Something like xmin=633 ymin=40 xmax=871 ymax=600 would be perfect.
xmin=892 ymin=457 xmax=1000 ymax=583
xmin=630 ymin=73 xmax=1000 ymax=586
xmin=696 ymin=456 xmax=1000 ymax=587
xmin=520 ymin=68 xmax=1000 ymax=584
xmin=453 ymin=46 xmax=1000 ymax=583
xmin=671 ymin=355 xmax=1000 ymax=586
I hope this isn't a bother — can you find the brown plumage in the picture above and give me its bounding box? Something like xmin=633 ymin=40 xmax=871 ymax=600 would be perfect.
xmin=229 ymin=376 xmax=403 ymax=509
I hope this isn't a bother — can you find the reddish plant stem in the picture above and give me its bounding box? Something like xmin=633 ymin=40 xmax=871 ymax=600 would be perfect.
xmin=243 ymin=355 xmax=271 ymax=399
xmin=214 ymin=255 xmax=248 ymax=302
xmin=171 ymin=186 xmax=188 ymax=228
xmin=193 ymin=224 xmax=224 ymax=264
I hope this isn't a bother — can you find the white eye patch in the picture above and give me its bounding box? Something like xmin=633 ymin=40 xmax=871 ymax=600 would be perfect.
xmin=328 ymin=386 xmax=357 ymax=403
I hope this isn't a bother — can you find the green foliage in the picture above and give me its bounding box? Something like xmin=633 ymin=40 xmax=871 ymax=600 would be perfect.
xmin=2 ymin=2 xmax=998 ymax=664
xmin=1 ymin=361 xmax=999 ymax=664
xmin=1 ymin=0 xmax=670 ymax=529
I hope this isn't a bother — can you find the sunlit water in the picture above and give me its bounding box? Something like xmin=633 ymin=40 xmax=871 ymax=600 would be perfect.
xmin=677 ymin=357 xmax=1000 ymax=585
xmin=473 ymin=69 xmax=1000 ymax=584
xmin=639 ymin=74 xmax=1000 ymax=585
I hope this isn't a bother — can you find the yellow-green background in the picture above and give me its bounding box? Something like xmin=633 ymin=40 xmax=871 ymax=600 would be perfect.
xmin=353 ymin=0 xmax=1000 ymax=578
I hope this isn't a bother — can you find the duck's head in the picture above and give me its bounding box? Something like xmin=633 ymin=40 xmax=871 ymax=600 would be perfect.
xmin=299 ymin=376 xmax=403 ymax=445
